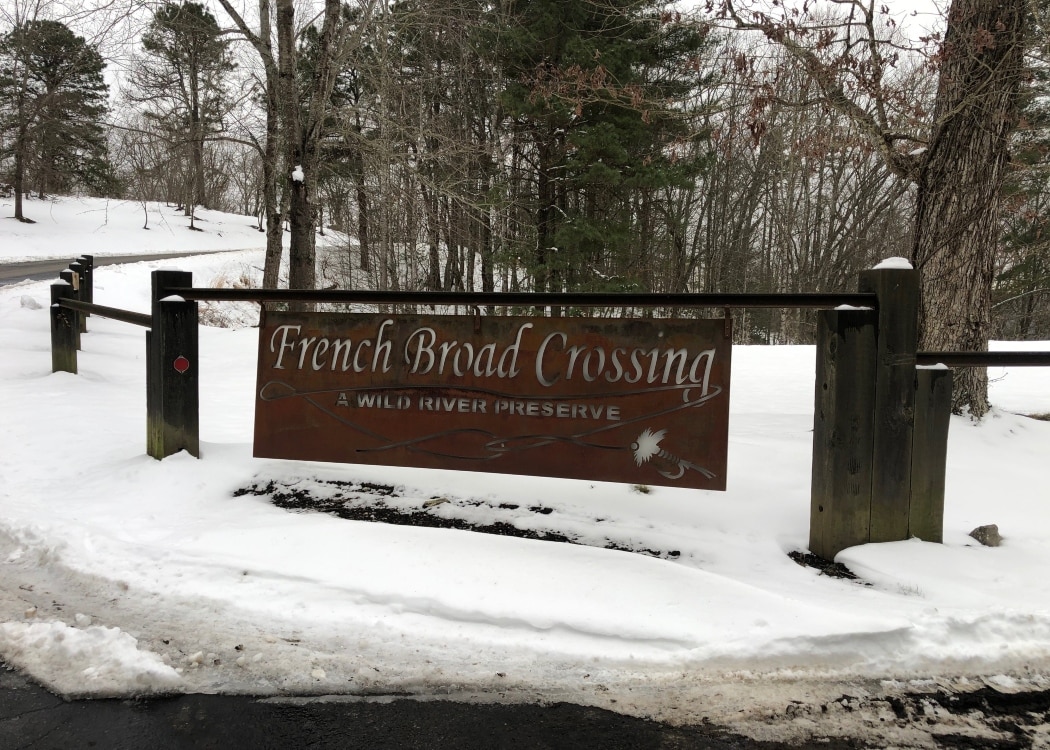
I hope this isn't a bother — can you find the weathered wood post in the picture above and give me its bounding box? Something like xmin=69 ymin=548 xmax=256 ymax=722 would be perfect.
xmin=810 ymin=308 xmax=878 ymax=559
xmin=58 ymin=269 xmax=82 ymax=350
xmin=50 ymin=282 xmax=78 ymax=374
xmin=910 ymin=366 xmax=953 ymax=543
xmin=858 ymin=264 xmax=919 ymax=543
xmin=146 ymin=270 xmax=200 ymax=459
xmin=811 ymin=261 xmax=926 ymax=559
xmin=69 ymin=260 xmax=87 ymax=333
xmin=77 ymin=255 xmax=94 ymax=307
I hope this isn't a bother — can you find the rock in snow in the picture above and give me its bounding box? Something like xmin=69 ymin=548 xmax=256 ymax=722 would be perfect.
xmin=969 ymin=524 xmax=1003 ymax=547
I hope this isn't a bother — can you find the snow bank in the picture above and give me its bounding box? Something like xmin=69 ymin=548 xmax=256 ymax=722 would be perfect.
xmin=0 ymin=620 xmax=180 ymax=696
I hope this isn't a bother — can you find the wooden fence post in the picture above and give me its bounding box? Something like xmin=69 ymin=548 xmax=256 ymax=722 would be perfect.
xmin=58 ymin=269 xmax=82 ymax=350
xmin=810 ymin=308 xmax=877 ymax=559
xmin=910 ymin=367 xmax=953 ymax=543
xmin=50 ymin=282 xmax=78 ymax=374
xmin=69 ymin=260 xmax=87 ymax=333
xmin=78 ymin=255 xmax=93 ymax=307
xmin=146 ymin=270 xmax=200 ymax=459
xmin=858 ymin=267 xmax=919 ymax=543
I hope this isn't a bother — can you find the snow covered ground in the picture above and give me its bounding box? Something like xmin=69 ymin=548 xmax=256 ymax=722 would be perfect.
xmin=0 ymin=195 xmax=270 ymax=262
xmin=1 ymin=196 xmax=1049 ymax=742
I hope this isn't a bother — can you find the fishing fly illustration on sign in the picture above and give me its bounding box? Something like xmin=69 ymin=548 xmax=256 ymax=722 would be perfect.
xmin=253 ymin=312 xmax=732 ymax=490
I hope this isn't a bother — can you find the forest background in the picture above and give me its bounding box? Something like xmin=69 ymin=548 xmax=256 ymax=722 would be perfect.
xmin=1 ymin=0 xmax=1048 ymax=418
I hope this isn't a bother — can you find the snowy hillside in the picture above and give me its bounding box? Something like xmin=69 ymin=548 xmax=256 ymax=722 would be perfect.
xmin=0 ymin=195 xmax=270 ymax=262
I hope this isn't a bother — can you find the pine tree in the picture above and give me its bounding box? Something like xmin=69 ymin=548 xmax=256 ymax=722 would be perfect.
xmin=993 ymin=11 xmax=1050 ymax=341
xmin=495 ymin=0 xmax=712 ymax=297
xmin=0 ymin=19 xmax=110 ymax=221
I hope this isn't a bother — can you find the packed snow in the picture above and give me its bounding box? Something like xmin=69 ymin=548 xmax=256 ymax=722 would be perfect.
xmin=1 ymin=196 xmax=1049 ymax=732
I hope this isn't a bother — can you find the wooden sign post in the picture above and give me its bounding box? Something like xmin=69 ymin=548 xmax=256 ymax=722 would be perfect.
xmin=810 ymin=264 xmax=952 ymax=559
xmin=146 ymin=270 xmax=200 ymax=459
xmin=49 ymin=282 xmax=78 ymax=374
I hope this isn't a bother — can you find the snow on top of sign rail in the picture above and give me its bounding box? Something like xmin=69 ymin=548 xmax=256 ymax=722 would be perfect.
xmin=872 ymin=257 xmax=914 ymax=270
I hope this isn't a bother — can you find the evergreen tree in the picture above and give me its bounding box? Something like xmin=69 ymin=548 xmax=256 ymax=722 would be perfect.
xmin=495 ymin=0 xmax=713 ymax=296
xmin=993 ymin=10 xmax=1050 ymax=340
xmin=383 ymin=0 xmax=506 ymax=291
xmin=0 ymin=19 xmax=110 ymax=221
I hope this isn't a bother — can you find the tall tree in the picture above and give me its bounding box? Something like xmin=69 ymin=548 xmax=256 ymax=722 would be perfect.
xmin=724 ymin=0 xmax=1027 ymax=417
xmin=994 ymin=78 xmax=1050 ymax=340
xmin=377 ymin=0 xmax=506 ymax=292
xmin=131 ymin=2 xmax=235 ymax=217
xmin=214 ymin=0 xmax=284 ymax=291
xmin=0 ymin=19 xmax=110 ymax=221
xmin=496 ymin=0 xmax=713 ymax=299
xmin=276 ymin=0 xmax=346 ymax=299
xmin=218 ymin=0 xmax=377 ymax=298
xmin=297 ymin=6 xmax=375 ymax=279
xmin=914 ymin=0 xmax=1025 ymax=416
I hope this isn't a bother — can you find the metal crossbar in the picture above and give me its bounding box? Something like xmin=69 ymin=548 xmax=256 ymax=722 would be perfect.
xmin=58 ymin=288 xmax=1050 ymax=368
xmin=916 ymin=351 xmax=1050 ymax=367
xmin=164 ymin=287 xmax=878 ymax=309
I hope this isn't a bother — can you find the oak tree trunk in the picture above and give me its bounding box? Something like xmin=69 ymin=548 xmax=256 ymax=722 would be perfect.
xmin=913 ymin=0 xmax=1025 ymax=418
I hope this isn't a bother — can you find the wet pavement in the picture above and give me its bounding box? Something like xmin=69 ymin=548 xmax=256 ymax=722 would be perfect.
xmin=0 ymin=663 xmax=871 ymax=750
xmin=6 ymin=660 xmax=1050 ymax=748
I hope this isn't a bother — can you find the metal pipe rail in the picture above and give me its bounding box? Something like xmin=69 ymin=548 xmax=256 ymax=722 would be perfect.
xmin=164 ymin=287 xmax=878 ymax=309
xmin=916 ymin=351 xmax=1050 ymax=367
xmin=64 ymin=288 xmax=1050 ymax=368
xmin=58 ymin=298 xmax=152 ymax=328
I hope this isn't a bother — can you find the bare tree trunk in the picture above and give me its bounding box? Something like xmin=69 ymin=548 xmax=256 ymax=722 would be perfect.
xmin=480 ymin=207 xmax=494 ymax=294
xmin=276 ymin=0 xmax=315 ymax=307
xmin=261 ymin=143 xmax=283 ymax=291
xmin=188 ymin=58 xmax=206 ymax=210
xmin=13 ymin=124 xmax=27 ymax=222
xmin=215 ymin=0 xmax=284 ymax=290
xmin=536 ymin=138 xmax=554 ymax=295
xmin=259 ymin=1 xmax=284 ymax=293
xmin=356 ymin=183 xmax=370 ymax=273
xmin=420 ymin=180 xmax=442 ymax=290
xmin=913 ymin=0 xmax=1025 ymax=418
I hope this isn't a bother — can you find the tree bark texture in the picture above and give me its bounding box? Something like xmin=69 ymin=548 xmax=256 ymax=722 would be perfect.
xmin=913 ymin=0 xmax=1025 ymax=417
xmin=215 ymin=0 xmax=284 ymax=291
xmin=276 ymin=0 xmax=315 ymax=307
xmin=13 ymin=123 xmax=27 ymax=221
xmin=258 ymin=0 xmax=284 ymax=294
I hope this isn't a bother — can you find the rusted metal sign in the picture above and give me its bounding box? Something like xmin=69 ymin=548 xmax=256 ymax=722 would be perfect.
xmin=254 ymin=311 xmax=732 ymax=490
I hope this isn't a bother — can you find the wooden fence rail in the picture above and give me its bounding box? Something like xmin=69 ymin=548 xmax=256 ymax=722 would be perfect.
xmin=50 ymin=261 xmax=198 ymax=461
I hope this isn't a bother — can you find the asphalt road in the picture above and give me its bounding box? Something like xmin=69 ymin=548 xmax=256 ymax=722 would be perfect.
xmin=0 ymin=249 xmax=254 ymax=286
xmin=1 ymin=664 xmax=859 ymax=750
xmin=10 ymin=664 xmax=1045 ymax=750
